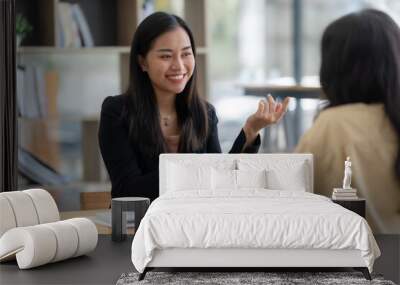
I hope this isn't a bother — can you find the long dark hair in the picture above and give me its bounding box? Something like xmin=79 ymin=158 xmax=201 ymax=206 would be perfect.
xmin=123 ymin=12 xmax=208 ymax=162
xmin=319 ymin=9 xmax=400 ymax=179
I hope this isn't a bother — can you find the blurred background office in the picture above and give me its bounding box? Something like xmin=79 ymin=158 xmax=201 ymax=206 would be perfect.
xmin=15 ymin=0 xmax=400 ymax=210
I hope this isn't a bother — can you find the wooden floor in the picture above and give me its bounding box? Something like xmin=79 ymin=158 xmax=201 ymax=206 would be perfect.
xmin=0 ymin=235 xmax=398 ymax=285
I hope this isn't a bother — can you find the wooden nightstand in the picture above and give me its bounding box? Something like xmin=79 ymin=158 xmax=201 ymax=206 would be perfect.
xmin=332 ymin=198 xmax=366 ymax=218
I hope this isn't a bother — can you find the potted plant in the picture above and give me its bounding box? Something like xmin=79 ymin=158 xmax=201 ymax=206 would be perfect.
xmin=16 ymin=14 xmax=33 ymax=46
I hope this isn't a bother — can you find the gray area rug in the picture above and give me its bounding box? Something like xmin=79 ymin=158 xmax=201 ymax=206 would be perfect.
xmin=116 ymin=271 xmax=396 ymax=285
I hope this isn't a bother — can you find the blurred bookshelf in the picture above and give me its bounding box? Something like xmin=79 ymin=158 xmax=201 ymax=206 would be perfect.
xmin=16 ymin=0 xmax=209 ymax=210
xmin=17 ymin=46 xmax=131 ymax=54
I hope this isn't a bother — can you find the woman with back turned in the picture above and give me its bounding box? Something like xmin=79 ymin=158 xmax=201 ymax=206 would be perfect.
xmin=296 ymin=9 xmax=400 ymax=233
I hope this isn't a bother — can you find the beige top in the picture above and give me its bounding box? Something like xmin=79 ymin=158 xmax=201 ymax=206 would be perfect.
xmin=295 ymin=103 xmax=400 ymax=233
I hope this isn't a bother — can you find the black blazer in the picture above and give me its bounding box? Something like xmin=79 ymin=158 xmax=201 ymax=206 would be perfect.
xmin=98 ymin=95 xmax=260 ymax=201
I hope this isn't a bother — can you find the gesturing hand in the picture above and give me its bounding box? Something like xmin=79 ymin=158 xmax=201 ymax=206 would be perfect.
xmin=243 ymin=95 xmax=290 ymax=142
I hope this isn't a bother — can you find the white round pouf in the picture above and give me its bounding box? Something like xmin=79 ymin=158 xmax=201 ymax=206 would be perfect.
xmin=23 ymin=189 xmax=60 ymax=223
xmin=0 ymin=196 xmax=17 ymax=237
xmin=42 ymin=221 xmax=79 ymax=262
xmin=0 ymin=226 xmax=57 ymax=269
xmin=64 ymin=218 xmax=98 ymax=257
xmin=1 ymin=192 xmax=39 ymax=227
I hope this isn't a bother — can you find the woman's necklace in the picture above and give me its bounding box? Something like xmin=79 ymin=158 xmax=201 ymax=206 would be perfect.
xmin=160 ymin=113 xmax=175 ymax=127
xmin=162 ymin=116 xmax=170 ymax=127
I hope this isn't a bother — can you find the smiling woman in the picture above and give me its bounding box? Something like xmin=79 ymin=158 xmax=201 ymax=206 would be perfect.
xmin=98 ymin=12 xmax=290 ymax=200
xmin=137 ymin=26 xmax=195 ymax=150
xmin=138 ymin=28 xmax=195 ymax=98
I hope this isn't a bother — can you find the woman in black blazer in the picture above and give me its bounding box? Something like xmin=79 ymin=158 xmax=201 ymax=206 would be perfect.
xmin=98 ymin=12 xmax=289 ymax=201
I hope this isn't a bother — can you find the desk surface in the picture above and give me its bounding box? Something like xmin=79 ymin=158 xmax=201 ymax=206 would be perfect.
xmin=60 ymin=209 xmax=135 ymax=235
xmin=242 ymin=84 xmax=322 ymax=99
xmin=60 ymin=209 xmax=112 ymax=235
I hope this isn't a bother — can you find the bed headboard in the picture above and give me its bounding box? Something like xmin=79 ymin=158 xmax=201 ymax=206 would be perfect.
xmin=159 ymin=153 xmax=313 ymax=195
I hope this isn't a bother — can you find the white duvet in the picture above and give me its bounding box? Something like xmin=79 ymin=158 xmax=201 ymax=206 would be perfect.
xmin=131 ymin=190 xmax=380 ymax=273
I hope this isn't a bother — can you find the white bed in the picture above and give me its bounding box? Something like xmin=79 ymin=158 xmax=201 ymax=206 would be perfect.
xmin=131 ymin=154 xmax=380 ymax=280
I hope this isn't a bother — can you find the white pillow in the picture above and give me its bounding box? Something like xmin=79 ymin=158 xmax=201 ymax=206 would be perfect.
xmin=266 ymin=169 xmax=307 ymax=191
xmin=211 ymin=169 xmax=268 ymax=190
xmin=167 ymin=162 xmax=212 ymax=191
xmin=211 ymin=168 xmax=237 ymax=190
xmin=237 ymin=158 xmax=309 ymax=192
xmin=236 ymin=169 xmax=267 ymax=189
xmin=166 ymin=158 xmax=236 ymax=170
